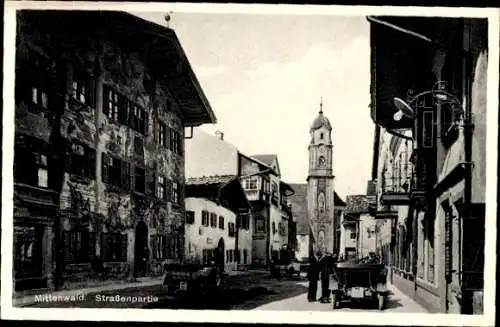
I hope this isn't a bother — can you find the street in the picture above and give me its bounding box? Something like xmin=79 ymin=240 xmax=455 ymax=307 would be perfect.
xmin=25 ymin=274 xmax=428 ymax=312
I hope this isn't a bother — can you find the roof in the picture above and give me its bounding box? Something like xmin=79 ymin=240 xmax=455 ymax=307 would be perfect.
xmin=288 ymin=184 xmax=309 ymax=235
xmin=345 ymin=195 xmax=371 ymax=214
xmin=251 ymin=154 xmax=277 ymax=167
xmin=334 ymin=192 xmax=347 ymax=207
xmin=239 ymin=152 xmax=279 ymax=176
xmin=280 ymin=180 xmax=295 ymax=196
xmin=185 ymin=174 xmax=250 ymax=210
xmin=251 ymin=154 xmax=280 ymax=176
xmin=18 ymin=10 xmax=216 ymax=127
xmin=186 ymin=175 xmax=237 ymax=186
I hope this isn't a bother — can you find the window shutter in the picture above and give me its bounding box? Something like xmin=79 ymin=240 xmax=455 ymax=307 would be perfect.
xmin=178 ymin=132 xmax=184 ymax=156
xmin=166 ymin=126 xmax=172 ymax=150
xmin=87 ymin=148 xmax=96 ymax=179
xmin=146 ymin=167 xmax=156 ymax=196
xmin=102 ymin=85 xmax=109 ymax=117
xmin=120 ymin=161 xmax=130 ymax=190
xmin=143 ymin=111 xmax=149 ymax=136
xmin=166 ymin=179 xmax=172 ymax=202
xmin=101 ymin=153 xmax=109 ymax=183
xmin=65 ymin=139 xmax=72 ymax=173
xmin=178 ymin=181 xmax=184 ymax=204
xmin=119 ymin=96 xmax=128 ymax=125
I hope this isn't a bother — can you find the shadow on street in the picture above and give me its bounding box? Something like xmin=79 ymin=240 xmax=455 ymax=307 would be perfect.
xmin=146 ymin=276 xmax=309 ymax=310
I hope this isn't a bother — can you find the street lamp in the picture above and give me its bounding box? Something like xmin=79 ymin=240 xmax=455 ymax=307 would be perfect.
xmin=392 ymin=81 xmax=464 ymax=122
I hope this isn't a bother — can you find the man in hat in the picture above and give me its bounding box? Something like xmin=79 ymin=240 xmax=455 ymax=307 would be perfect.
xmin=319 ymin=251 xmax=333 ymax=303
xmin=307 ymin=251 xmax=321 ymax=302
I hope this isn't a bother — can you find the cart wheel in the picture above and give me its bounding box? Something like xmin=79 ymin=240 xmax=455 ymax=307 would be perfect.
xmin=377 ymin=294 xmax=385 ymax=310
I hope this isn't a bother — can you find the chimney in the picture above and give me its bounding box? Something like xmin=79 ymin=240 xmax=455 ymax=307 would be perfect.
xmin=215 ymin=130 xmax=224 ymax=141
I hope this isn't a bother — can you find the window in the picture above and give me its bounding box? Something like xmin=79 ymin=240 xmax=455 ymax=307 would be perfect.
xmin=202 ymin=210 xmax=209 ymax=226
xmin=72 ymin=72 xmax=93 ymax=105
xmin=104 ymin=87 xmax=119 ymax=121
xmin=134 ymin=166 xmax=145 ymax=193
xmin=320 ymin=132 xmax=324 ymax=140
xmin=244 ymin=177 xmax=258 ymax=190
xmin=243 ymin=249 xmax=248 ymax=264
xmin=101 ymin=233 xmax=127 ymax=262
xmin=151 ymin=235 xmax=167 ymax=260
xmin=172 ymin=182 xmax=179 ymax=204
xmin=63 ymin=230 xmax=96 ymax=263
xmin=228 ymin=222 xmax=236 ymax=237
xmin=238 ymin=213 xmax=250 ymax=230
xmin=130 ymin=103 xmax=146 ymax=134
xmin=210 ymin=213 xmax=217 ymax=228
xmin=229 ymin=250 xmax=233 ymax=263
xmin=219 ymin=216 xmax=225 ymax=229
xmin=36 ymin=154 xmax=49 ymax=188
xmin=158 ymin=122 xmax=167 ymax=147
xmin=422 ymin=111 xmax=435 ymax=148
xmin=186 ymin=211 xmax=195 ymax=225
xmin=14 ymin=226 xmax=43 ymax=279
xmin=133 ymin=136 xmax=144 ymax=156
xmin=170 ymin=129 xmax=183 ymax=155
xmin=16 ymin=54 xmax=54 ymax=117
xmin=157 ymin=176 xmax=166 ymax=200
xmin=69 ymin=141 xmax=95 ymax=178
xmin=255 ymin=217 xmax=265 ymax=233
xmin=102 ymin=153 xmax=129 ymax=189
xmin=350 ymin=232 xmax=357 ymax=240
xmin=272 ymin=222 xmax=277 ymax=234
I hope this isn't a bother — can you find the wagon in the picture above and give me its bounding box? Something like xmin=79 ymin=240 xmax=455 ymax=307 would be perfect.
xmin=331 ymin=261 xmax=389 ymax=310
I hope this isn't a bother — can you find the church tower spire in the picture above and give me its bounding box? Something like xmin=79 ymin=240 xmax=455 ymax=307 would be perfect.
xmin=306 ymin=100 xmax=335 ymax=255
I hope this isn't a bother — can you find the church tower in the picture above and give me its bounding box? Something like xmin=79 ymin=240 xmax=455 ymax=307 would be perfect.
xmin=307 ymin=99 xmax=335 ymax=255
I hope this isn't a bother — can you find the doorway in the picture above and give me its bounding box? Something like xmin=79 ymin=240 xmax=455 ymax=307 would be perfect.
xmin=134 ymin=221 xmax=148 ymax=277
xmin=216 ymin=238 xmax=225 ymax=272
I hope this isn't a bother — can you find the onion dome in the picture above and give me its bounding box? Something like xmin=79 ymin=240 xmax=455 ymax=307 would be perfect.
xmin=310 ymin=99 xmax=332 ymax=133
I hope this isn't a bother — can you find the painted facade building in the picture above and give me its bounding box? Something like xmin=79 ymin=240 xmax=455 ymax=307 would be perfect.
xmin=368 ymin=16 xmax=487 ymax=314
xmin=184 ymin=175 xmax=251 ymax=272
xmin=13 ymin=11 xmax=215 ymax=292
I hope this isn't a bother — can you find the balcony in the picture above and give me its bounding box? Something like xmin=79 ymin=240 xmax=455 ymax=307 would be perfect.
xmin=243 ymin=188 xmax=269 ymax=203
xmin=380 ymin=159 xmax=413 ymax=206
xmin=14 ymin=183 xmax=59 ymax=208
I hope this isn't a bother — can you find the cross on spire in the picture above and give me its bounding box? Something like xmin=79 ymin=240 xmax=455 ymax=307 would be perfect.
xmin=319 ymin=97 xmax=323 ymax=114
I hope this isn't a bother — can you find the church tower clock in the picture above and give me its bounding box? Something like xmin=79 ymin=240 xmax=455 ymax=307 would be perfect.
xmin=307 ymin=99 xmax=335 ymax=255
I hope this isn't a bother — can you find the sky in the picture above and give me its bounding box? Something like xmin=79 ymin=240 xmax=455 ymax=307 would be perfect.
xmin=133 ymin=11 xmax=375 ymax=199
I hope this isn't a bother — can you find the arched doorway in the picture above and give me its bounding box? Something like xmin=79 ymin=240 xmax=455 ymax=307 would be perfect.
xmin=134 ymin=221 xmax=148 ymax=277
xmin=216 ymin=238 xmax=225 ymax=272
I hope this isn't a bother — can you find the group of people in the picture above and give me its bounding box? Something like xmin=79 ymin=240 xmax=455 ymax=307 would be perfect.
xmin=306 ymin=251 xmax=339 ymax=303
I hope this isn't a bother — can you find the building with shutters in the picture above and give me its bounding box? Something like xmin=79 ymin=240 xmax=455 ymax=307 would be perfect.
xmin=368 ymin=16 xmax=487 ymax=314
xmin=184 ymin=175 xmax=251 ymax=272
xmin=13 ymin=10 xmax=215 ymax=292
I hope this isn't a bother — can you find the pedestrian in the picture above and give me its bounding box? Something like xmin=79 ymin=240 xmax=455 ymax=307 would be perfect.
xmin=319 ymin=252 xmax=332 ymax=303
xmin=307 ymin=252 xmax=320 ymax=302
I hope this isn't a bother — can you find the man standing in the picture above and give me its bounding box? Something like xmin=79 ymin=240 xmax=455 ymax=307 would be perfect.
xmin=319 ymin=252 xmax=332 ymax=303
xmin=307 ymin=252 xmax=320 ymax=302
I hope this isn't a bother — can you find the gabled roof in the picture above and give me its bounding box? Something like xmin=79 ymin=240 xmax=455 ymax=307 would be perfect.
xmin=251 ymin=154 xmax=280 ymax=176
xmin=345 ymin=195 xmax=370 ymax=214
